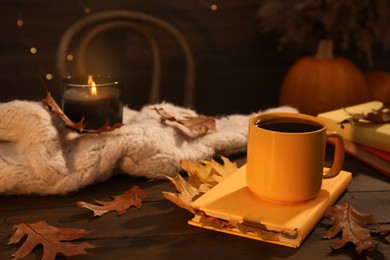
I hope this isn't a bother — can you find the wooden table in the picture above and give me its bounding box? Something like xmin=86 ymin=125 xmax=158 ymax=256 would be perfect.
xmin=1 ymin=149 xmax=389 ymax=259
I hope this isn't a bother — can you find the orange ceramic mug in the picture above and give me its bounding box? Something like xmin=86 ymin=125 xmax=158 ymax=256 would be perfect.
xmin=246 ymin=112 xmax=344 ymax=203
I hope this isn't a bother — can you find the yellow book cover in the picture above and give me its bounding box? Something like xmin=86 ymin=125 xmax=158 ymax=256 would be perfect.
xmin=317 ymin=101 xmax=390 ymax=152
xmin=190 ymin=165 xmax=352 ymax=248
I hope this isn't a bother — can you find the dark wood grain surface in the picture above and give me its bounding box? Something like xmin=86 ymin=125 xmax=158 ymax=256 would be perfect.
xmin=1 ymin=150 xmax=389 ymax=260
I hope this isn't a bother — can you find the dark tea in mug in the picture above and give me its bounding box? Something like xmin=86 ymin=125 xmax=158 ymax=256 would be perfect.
xmin=255 ymin=117 xmax=323 ymax=133
xmin=247 ymin=112 xmax=345 ymax=202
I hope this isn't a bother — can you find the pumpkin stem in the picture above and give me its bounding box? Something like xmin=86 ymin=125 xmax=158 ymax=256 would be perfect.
xmin=315 ymin=39 xmax=334 ymax=60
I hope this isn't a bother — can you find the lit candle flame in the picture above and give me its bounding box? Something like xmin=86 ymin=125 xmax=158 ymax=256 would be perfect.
xmin=91 ymin=81 xmax=97 ymax=96
xmin=88 ymin=75 xmax=97 ymax=96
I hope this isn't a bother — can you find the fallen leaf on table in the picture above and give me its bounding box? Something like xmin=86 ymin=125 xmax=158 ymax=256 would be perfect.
xmin=76 ymin=185 xmax=147 ymax=217
xmin=152 ymin=107 xmax=216 ymax=136
xmin=41 ymin=88 xmax=123 ymax=133
xmin=323 ymin=202 xmax=390 ymax=254
xmin=162 ymin=156 xmax=238 ymax=213
xmin=339 ymin=102 xmax=390 ymax=128
xmin=8 ymin=220 xmax=95 ymax=260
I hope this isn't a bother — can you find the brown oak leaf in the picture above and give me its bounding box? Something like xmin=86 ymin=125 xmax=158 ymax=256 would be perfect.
xmin=339 ymin=102 xmax=390 ymax=129
xmin=323 ymin=202 xmax=390 ymax=254
xmin=76 ymin=186 xmax=147 ymax=216
xmin=152 ymin=107 xmax=216 ymax=136
xmin=41 ymin=88 xmax=123 ymax=133
xmin=8 ymin=220 xmax=95 ymax=260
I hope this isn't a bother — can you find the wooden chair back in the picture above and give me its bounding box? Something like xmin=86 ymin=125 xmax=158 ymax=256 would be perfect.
xmin=56 ymin=10 xmax=195 ymax=107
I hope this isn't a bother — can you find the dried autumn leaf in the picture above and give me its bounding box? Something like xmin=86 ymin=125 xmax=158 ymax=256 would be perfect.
xmin=162 ymin=174 xmax=200 ymax=214
xmin=198 ymin=212 xmax=231 ymax=229
xmin=76 ymin=186 xmax=147 ymax=216
xmin=152 ymin=107 xmax=216 ymax=136
xmin=41 ymin=90 xmax=78 ymax=128
xmin=183 ymin=156 xmax=238 ymax=188
xmin=339 ymin=102 xmax=390 ymax=128
xmin=41 ymin=89 xmax=123 ymax=133
xmin=323 ymin=202 xmax=390 ymax=254
xmin=83 ymin=120 xmax=124 ymax=134
xmin=163 ymin=158 xmax=299 ymax=239
xmin=8 ymin=220 xmax=95 ymax=260
xmin=162 ymin=156 xmax=238 ymax=213
xmin=191 ymin=212 xmax=283 ymax=241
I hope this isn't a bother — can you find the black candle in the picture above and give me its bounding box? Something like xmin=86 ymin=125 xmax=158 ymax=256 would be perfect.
xmin=61 ymin=75 xmax=123 ymax=130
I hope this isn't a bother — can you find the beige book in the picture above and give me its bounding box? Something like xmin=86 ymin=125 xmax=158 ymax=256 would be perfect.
xmin=317 ymin=101 xmax=390 ymax=152
xmin=190 ymin=165 xmax=352 ymax=248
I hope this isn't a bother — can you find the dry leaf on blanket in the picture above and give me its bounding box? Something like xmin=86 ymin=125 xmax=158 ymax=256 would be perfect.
xmin=162 ymin=156 xmax=238 ymax=213
xmin=152 ymin=107 xmax=216 ymax=136
xmin=76 ymin=186 xmax=147 ymax=216
xmin=323 ymin=202 xmax=390 ymax=254
xmin=41 ymin=89 xmax=123 ymax=133
xmin=8 ymin=220 xmax=96 ymax=260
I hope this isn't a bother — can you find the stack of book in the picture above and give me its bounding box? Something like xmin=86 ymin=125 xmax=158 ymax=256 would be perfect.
xmin=317 ymin=101 xmax=390 ymax=177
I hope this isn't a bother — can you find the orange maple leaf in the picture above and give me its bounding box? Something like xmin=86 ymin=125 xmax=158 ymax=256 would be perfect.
xmin=76 ymin=186 xmax=147 ymax=216
xmin=8 ymin=220 xmax=95 ymax=260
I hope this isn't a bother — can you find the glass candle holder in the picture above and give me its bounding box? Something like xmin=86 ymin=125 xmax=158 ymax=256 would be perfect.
xmin=61 ymin=75 xmax=123 ymax=130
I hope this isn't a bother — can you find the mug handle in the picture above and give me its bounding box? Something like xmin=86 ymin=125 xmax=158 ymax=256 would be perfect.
xmin=323 ymin=132 xmax=345 ymax=179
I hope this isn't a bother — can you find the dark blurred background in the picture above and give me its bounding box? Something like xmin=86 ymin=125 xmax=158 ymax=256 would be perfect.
xmin=1 ymin=0 xmax=389 ymax=115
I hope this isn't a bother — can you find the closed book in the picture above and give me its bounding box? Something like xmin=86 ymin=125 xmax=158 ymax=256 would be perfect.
xmin=190 ymin=165 xmax=352 ymax=248
xmin=317 ymin=101 xmax=390 ymax=152
xmin=331 ymin=139 xmax=390 ymax=177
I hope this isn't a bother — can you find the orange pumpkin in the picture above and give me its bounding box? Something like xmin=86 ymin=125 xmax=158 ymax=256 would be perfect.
xmin=363 ymin=71 xmax=390 ymax=103
xmin=279 ymin=40 xmax=370 ymax=115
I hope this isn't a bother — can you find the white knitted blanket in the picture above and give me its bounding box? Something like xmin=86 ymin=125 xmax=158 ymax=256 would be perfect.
xmin=0 ymin=100 xmax=296 ymax=195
